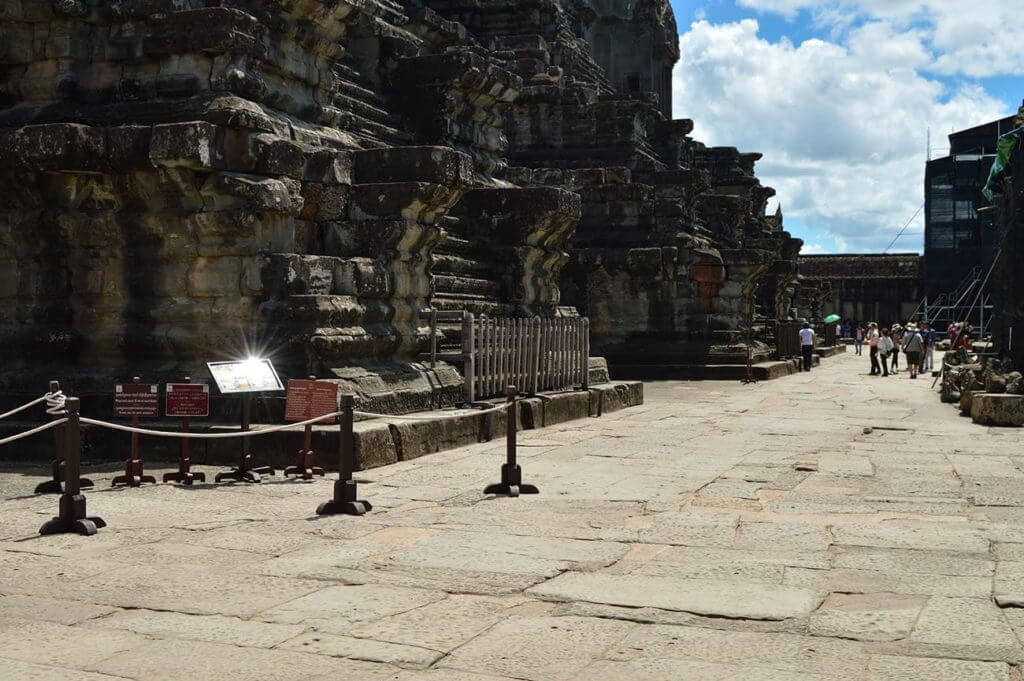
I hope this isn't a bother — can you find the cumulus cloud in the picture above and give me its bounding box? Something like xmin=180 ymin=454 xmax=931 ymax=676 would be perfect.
xmin=673 ymin=18 xmax=1008 ymax=252
xmin=736 ymin=0 xmax=1024 ymax=77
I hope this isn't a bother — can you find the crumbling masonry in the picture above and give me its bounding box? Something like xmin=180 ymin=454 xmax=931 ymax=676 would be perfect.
xmin=0 ymin=0 xmax=803 ymax=410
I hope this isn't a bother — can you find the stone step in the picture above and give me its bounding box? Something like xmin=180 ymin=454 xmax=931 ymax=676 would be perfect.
xmin=332 ymin=91 xmax=394 ymax=126
xmin=432 ymin=252 xmax=494 ymax=277
xmin=433 ymin=274 xmax=502 ymax=297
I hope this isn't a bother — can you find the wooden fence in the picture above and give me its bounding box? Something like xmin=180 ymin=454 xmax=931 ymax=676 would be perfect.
xmin=421 ymin=312 xmax=590 ymax=402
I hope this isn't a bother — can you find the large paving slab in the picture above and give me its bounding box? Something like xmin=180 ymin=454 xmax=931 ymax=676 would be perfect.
xmin=2 ymin=351 xmax=1024 ymax=677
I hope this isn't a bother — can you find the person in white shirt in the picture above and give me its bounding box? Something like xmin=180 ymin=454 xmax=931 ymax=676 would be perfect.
xmin=799 ymin=322 xmax=816 ymax=372
xmin=878 ymin=329 xmax=893 ymax=377
xmin=868 ymin=323 xmax=881 ymax=375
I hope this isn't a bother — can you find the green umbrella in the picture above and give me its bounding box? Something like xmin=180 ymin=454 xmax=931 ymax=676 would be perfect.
xmin=824 ymin=314 xmax=841 ymax=323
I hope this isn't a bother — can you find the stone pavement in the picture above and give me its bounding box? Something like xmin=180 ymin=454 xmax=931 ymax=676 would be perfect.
xmin=2 ymin=351 xmax=1023 ymax=680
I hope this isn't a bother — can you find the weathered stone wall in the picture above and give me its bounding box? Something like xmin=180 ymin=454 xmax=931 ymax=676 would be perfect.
xmin=989 ymin=137 xmax=1024 ymax=371
xmin=0 ymin=0 xmax=803 ymax=407
xmin=797 ymin=254 xmax=922 ymax=326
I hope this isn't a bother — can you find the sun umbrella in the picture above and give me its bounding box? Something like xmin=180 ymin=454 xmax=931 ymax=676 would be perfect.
xmin=824 ymin=314 xmax=841 ymax=323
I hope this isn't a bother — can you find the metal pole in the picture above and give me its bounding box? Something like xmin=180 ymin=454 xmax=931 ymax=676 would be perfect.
xmin=483 ymin=386 xmax=538 ymax=497
xmin=316 ymin=394 xmax=370 ymax=515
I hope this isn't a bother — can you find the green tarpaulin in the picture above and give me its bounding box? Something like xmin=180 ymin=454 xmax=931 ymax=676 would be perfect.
xmin=983 ymin=127 xmax=1024 ymax=201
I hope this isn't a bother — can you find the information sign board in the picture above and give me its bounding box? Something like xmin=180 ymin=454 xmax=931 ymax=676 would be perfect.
xmin=206 ymin=359 xmax=284 ymax=394
xmin=114 ymin=383 xmax=160 ymax=418
xmin=166 ymin=383 xmax=210 ymax=417
xmin=285 ymin=380 xmax=339 ymax=422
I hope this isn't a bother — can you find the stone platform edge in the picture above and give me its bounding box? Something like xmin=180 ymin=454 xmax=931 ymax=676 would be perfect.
xmin=0 ymin=381 xmax=643 ymax=472
xmin=612 ymin=347 xmax=849 ymax=382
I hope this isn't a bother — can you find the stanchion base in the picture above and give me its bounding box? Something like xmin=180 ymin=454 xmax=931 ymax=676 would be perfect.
xmin=111 ymin=474 xmax=157 ymax=488
xmin=483 ymin=482 xmax=540 ymax=498
xmin=316 ymin=499 xmax=371 ymax=516
xmin=215 ymin=466 xmax=274 ymax=483
xmin=39 ymin=516 xmax=106 ymax=536
xmin=284 ymin=466 xmax=325 ymax=480
xmin=163 ymin=471 xmax=207 ymax=485
xmin=34 ymin=478 xmax=93 ymax=495
xmin=484 ymin=464 xmax=538 ymax=498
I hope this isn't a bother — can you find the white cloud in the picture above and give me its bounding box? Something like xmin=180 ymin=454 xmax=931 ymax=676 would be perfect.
xmin=736 ymin=0 xmax=1024 ymax=77
xmin=801 ymin=242 xmax=830 ymax=254
xmin=673 ymin=18 xmax=1008 ymax=252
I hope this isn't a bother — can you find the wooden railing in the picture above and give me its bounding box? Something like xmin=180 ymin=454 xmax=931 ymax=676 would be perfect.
xmin=420 ymin=312 xmax=590 ymax=402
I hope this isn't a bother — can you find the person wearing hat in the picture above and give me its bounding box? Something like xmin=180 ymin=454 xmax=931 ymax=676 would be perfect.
xmin=889 ymin=324 xmax=902 ymax=373
xmin=902 ymin=323 xmax=924 ymax=379
xmin=799 ymin=321 xmax=816 ymax=372
xmin=868 ymin=323 xmax=881 ymax=376
xmin=918 ymin=321 xmax=934 ymax=372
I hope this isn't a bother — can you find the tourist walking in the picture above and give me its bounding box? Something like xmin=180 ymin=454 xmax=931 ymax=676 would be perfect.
xmin=903 ymin=324 xmax=924 ymax=379
xmin=919 ymin=321 xmax=935 ymax=372
xmin=799 ymin=321 xmax=816 ymax=372
xmin=854 ymin=326 xmax=864 ymax=355
xmin=868 ymin=323 xmax=881 ymax=375
xmin=879 ymin=329 xmax=893 ymax=377
xmin=889 ymin=324 xmax=901 ymax=373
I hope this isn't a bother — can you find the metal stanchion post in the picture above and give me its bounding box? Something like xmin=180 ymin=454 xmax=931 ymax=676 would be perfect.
xmin=164 ymin=376 xmax=206 ymax=485
xmin=40 ymin=397 xmax=106 ymax=536
xmin=316 ymin=394 xmax=371 ymax=516
xmin=484 ymin=386 xmax=538 ymax=497
xmin=35 ymin=380 xmax=93 ymax=494
xmin=112 ymin=376 xmax=156 ymax=487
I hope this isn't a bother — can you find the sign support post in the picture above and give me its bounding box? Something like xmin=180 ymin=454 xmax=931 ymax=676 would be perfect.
xmin=111 ymin=377 xmax=157 ymax=487
xmin=163 ymin=376 xmax=208 ymax=485
xmin=284 ymin=376 xmax=331 ymax=480
xmin=206 ymin=358 xmax=284 ymax=484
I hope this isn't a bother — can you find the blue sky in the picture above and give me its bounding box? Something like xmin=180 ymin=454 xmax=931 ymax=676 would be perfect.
xmin=667 ymin=0 xmax=1024 ymax=253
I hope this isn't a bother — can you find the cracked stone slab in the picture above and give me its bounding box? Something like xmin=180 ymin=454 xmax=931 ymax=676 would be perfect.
xmin=830 ymin=522 xmax=990 ymax=553
xmin=527 ymin=572 xmax=825 ymax=620
xmin=830 ymin=545 xmax=994 ymax=576
xmin=84 ymin=609 xmax=306 ymax=648
xmin=281 ymin=631 xmax=442 ymax=668
xmin=808 ymin=592 xmax=925 ymax=641
xmin=605 ymin=623 xmax=869 ymax=679
xmin=0 ymin=617 xmax=147 ymax=668
xmin=908 ymin=597 xmax=1021 ymax=662
xmin=867 ymin=655 xmax=1011 ymax=680
xmin=255 ymin=583 xmax=446 ymax=633
xmin=351 ymin=594 xmax=517 ymax=653
xmin=0 ymin=594 xmax=117 ymax=625
xmin=438 ymin=616 xmax=635 ymax=681
xmin=783 ymin=566 xmax=992 ymax=598
xmin=0 ymin=659 xmax=127 ymax=680
xmin=84 ymin=638 xmax=397 ymax=681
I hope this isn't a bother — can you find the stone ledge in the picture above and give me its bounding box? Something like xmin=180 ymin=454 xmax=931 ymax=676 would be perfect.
xmin=613 ymin=357 xmax=819 ymax=381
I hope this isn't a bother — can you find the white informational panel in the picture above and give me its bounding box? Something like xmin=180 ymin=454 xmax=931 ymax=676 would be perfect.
xmin=206 ymin=359 xmax=285 ymax=394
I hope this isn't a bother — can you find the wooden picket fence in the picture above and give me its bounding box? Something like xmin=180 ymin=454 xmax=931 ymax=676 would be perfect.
xmin=421 ymin=312 xmax=590 ymax=402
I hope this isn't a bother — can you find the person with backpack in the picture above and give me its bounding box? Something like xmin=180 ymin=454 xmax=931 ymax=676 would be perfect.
xmin=902 ymin=324 xmax=924 ymax=379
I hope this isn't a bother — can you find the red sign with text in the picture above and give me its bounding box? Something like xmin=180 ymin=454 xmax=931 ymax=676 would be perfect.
xmin=166 ymin=383 xmax=210 ymax=417
xmin=285 ymin=380 xmax=339 ymax=422
xmin=114 ymin=383 xmax=160 ymax=418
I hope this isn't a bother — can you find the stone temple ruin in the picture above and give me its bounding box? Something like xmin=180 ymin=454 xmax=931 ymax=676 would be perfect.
xmin=0 ymin=0 xmax=804 ymax=412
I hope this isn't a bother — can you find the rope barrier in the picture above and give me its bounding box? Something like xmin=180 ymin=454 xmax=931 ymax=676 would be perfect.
xmin=0 ymin=393 xmax=56 ymax=421
xmin=353 ymin=404 xmax=508 ymax=421
xmin=44 ymin=390 xmax=66 ymax=416
xmin=0 ymin=418 xmax=68 ymax=447
xmin=78 ymin=412 xmax=345 ymax=439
